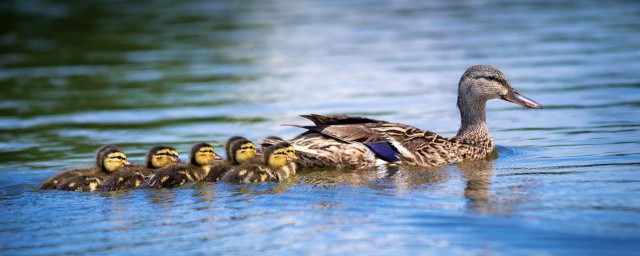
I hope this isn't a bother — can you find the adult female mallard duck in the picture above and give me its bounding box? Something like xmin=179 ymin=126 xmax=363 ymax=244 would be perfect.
xmin=272 ymin=65 xmax=543 ymax=169
xmin=40 ymin=145 xmax=131 ymax=191
xmin=100 ymin=145 xmax=181 ymax=191
xmin=144 ymin=143 xmax=222 ymax=188
xmin=202 ymin=137 xmax=259 ymax=182
xmin=222 ymin=142 xmax=298 ymax=184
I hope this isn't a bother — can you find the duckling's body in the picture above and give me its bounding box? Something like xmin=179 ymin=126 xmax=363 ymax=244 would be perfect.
xmin=274 ymin=65 xmax=543 ymax=169
xmin=203 ymin=137 xmax=260 ymax=182
xmin=41 ymin=145 xmax=130 ymax=192
xmin=145 ymin=143 xmax=219 ymax=188
xmin=101 ymin=145 xmax=181 ymax=191
xmin=222 ymin=142 xmax=297 ymax=184
xmin=222 ymin=163 xmax=275 ymax=183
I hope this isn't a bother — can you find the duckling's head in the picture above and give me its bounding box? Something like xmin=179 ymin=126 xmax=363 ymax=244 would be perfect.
xmin=229 ymin=139 xmax=258 ymax=164
xmin=225 ymin=136 xmax=247 ymax=160
xmin=190 ymin=143 xmax=221 ymax=166
xmin=263 ymin=142 xmax=297 ymax=169
xmin=147 ymin=145 xmax=180 ymax=169
xmin=260 ymin=136 xmax=284 ymax=152
xmin=97 ymin=146 xmax=129 ymax=173
xmin=458 ymin=65 xmax=542 ymax=109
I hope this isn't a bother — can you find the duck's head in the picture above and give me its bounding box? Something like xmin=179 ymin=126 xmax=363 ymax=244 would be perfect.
xmin=225 ymin=136 xmax=248 ymax=160
xmin=263 ymin=142 xmax=297 ymax=169
xmin=190 ymin=142 xmax=222 ymax=166
xmin=229 ymin=138 xmax=258 ymax=164
xmin=458 ymin=65 xmax=543 ymax=109
xmin=147 ymin=145 xmax=181 ymax=169
xmin=260 ymin=136 xmax=284 ymax=152
xmin=96 ymin=145 xmax=130 ymax=173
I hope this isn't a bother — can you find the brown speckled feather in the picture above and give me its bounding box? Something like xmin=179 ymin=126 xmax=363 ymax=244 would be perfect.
xmin=289 ymin=114 xmax=495 ymax=169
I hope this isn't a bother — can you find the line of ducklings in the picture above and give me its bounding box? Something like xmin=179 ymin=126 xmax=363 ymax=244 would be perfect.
xmin=40 ymin=136 xmax=298 ymax=192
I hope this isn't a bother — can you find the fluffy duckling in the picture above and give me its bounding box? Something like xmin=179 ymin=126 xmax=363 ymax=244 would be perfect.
xmin=203 ymin=137 xmax=259 ymax=182
xmin=100 ymin=145 xmax=181 ymax=191
xmin=260 ymin=136 xmax=298 ymax=180
xmin=144 ymin=143 xmax=221 ymax=188
xmin=222 ymin=142 xmax=298 ymax=184
xmin=40 ymin=145 xmax=130 ymax=191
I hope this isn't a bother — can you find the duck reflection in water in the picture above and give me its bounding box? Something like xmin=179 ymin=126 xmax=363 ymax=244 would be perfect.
xmin=299 ymin=149 xmax=527 ymax=215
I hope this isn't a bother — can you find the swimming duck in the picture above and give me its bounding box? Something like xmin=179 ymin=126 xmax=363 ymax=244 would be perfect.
xmin=100 ymin=145 xmax=181 ymax=191
xmin=222 ymin=142 xmax=298 ymax=184
xmin=275 ymin=65 xmax=543 ymax=169
xmin=40 ymin=145 xmax=131 ymax=191
xmin=202 ymin=137 xmax=259 ymax=182
xmin=144 ymin=143 xmax=222 ymax=188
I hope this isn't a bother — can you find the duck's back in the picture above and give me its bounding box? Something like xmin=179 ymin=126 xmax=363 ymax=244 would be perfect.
xmin=100 ymin=165 xmax=152 ymax=191
xmin=55 ymin=169 xmax=109 ymax=192
xmin=40 ymin=167 xmax=99 ymax=190
xmin=144 ymin=163 xmax=208 ymax=188
xmin=202 ymin=161 xmax=232 ymax=182
xmin=222 ymin=163 xmax=275 ymax=184
xmin=290 ymin=114 xmax=471 ymax=168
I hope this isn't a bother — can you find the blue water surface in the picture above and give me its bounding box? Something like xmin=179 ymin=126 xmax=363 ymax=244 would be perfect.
xmin=1 ymin=0 xmax=640 ymax=255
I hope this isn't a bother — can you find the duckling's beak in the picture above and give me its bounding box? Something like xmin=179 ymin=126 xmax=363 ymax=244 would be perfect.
xmin=214 ymin=154 xmax=224 ymax=161
xmin=501 ymin=88 xmax=543 ymax=109
xmin=286 ymin=157 xmax=295 ymax=162
xmin=173 ymin=157 xmax=183 ymax=163
xmin=124 ymin=161 xmax=133 ymax=166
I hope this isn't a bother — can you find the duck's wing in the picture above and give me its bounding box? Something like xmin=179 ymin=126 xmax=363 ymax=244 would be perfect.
xmin=144 ymin=165 xmax=192 ymax=188
xmin=301 ymin=114 xmax=384 ymax=125
xmin=100 ymin=169 xmax=146 ymax=191
xmin=56 ymin=175 xmax=102 ymax=192
xmin=202 ymin=161 xmax=232 ymax=182
xmin=296 ymin=117 xmax=457 ymax=165
xmin=40 ymin=167 xmax=97 ymax=190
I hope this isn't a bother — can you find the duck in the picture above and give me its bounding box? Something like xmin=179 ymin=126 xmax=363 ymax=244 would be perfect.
xmin=202 ymin=137 xmax=260 ymax=182
xmin=221 ymin=142 xmax=298 ymax=184
xmin=100 ymin=145 xmax=181 ymax=191
xmin=271 ymin=65 xmax=543 ymax=169
xmin=144 ymin=142 xmax=222 ymax=188
xmin=40 ymin=145 xmax=131 ymax=191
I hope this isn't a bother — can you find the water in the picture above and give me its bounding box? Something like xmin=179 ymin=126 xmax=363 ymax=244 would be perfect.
xmin=2 ymin=0 xmax=640 ymax=254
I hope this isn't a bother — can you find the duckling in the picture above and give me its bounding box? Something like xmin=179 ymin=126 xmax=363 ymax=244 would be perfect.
xmin=100 ymin=145 xmax=181 ymax=191
xmin=144 ymin=143 xmax=221 ymax=188
xmin=202 ymin=137 xmax=259 ymax=182
xmin=260 ymin=137 xmax=298 ymax=180
xmin=222 ymin=142 xmax=298 ymax=184
xmin=274 ymin=143 xmax=298 ymax=181
xmin=41 ymin=146 xmax=130 ymax=191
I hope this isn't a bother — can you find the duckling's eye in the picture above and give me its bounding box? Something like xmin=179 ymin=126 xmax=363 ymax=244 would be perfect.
xmin=199 ymin=149 xmax=214 ymax=154
xmin=110 ymin=156 xmax=126 ymax=160
xmin=240 ymin=146 xmax=255 ymax=150
xmin=156 ymin=153 xmax=174 ymax=157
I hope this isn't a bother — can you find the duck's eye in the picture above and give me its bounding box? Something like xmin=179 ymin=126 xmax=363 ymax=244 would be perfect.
xmin=240 ymin=146 xmax=255 ymax=150
xmin=200 ymin=149 xmax=214 ymax=154
xmin=156 ymin=153 xmax=173 ymax=157
xmin=110 ymin=156 xmax=126 ymax=160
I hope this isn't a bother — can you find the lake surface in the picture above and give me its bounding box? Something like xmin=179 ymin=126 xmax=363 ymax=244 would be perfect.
xmin=2 ymin=0 xmax=640 ymax=254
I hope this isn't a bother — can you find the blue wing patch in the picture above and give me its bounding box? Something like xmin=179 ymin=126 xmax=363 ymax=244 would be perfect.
xmin=365 ymin=142 xmax=399 ymax=162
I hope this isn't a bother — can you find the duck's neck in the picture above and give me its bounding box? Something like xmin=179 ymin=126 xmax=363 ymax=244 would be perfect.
xmin=455 ymin=96 xmax=492 ymax=143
